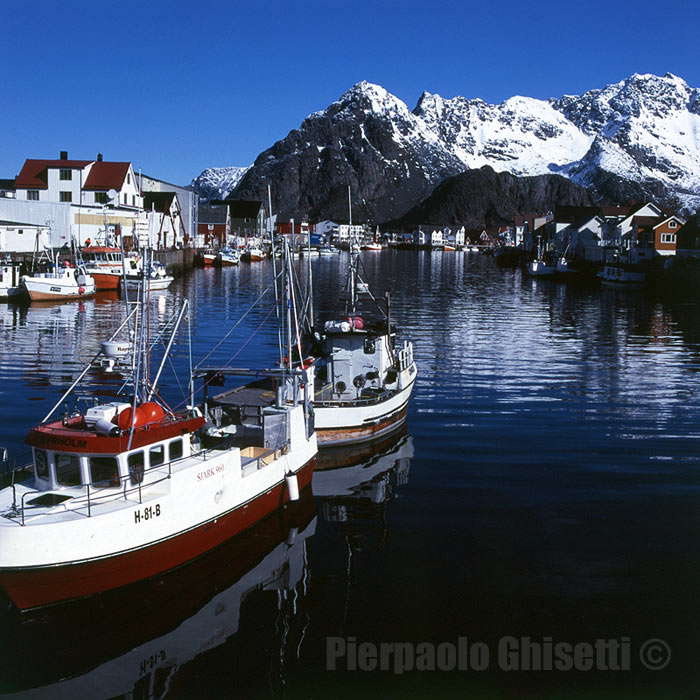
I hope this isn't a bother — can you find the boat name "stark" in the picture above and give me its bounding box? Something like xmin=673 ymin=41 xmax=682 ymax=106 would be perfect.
xmin=197 ymin=463 xmax=225 ymax=481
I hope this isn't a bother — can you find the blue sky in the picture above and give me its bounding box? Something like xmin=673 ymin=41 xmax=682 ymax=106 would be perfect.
xmin=2 ymin=0 xmax=698 ymax=186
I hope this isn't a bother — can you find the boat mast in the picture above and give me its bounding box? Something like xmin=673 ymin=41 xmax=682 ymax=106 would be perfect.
xmin=268 ymin=184 xmax=283 ymax=364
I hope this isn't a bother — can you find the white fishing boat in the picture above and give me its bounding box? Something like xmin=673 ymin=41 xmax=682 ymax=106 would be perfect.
xmin=0 ymin=259 xmax=24 ymax=300
xmin=241 ymin=246 xmax=265 ymax=262
xmin=598 ymin=263 xmax=645 ymax=287
xmin=216 ymin=247 xmax=240 ymax=266
xmin=21 ymin=260 xmax=96 ymax=301
xmin=318 ymin=246 xmax=337 ymax=256
xmin=0 ymin=282 xmax=317 ymax=609
xmin=311 ymin=253 xmax=417 ymax=446
xmin=121 ymin=254 xmax=173 ymax=292
xmin=526 ymin=235 xmax=556 ymax=277
xmin=526 ymin=259 xmax=556 ymax=277
xmin=555 ymin=256 xmax=578 ymax=275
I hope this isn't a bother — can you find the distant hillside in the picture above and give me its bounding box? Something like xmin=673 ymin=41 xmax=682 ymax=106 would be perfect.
xmin=385 ymin=166 xmax=597 ymax=231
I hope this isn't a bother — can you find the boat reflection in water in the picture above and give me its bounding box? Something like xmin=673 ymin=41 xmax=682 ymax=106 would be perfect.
xmin=0 ymin=490 xmax=316 ymax=699
xmin=313 ymin=428 xmax=414 ymax=521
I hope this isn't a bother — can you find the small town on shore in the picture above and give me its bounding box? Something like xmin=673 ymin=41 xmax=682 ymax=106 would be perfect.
xmin=2 ymin=150 xmax=700 ymax=299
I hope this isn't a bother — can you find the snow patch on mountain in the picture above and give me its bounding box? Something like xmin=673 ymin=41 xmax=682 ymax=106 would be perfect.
xmin=190 ymin=166 xmax=250 ymax=202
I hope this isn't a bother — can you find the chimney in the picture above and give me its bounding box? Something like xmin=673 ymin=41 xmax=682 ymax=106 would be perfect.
xmin=60 ymin=150 xmax=68 ymax=160
xmin=97 ymin=152 xmax=103 ymax=162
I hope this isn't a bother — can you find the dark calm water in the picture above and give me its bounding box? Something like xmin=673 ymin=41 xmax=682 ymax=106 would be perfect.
xmin=0 ymin=251 xmax=699 ymax=699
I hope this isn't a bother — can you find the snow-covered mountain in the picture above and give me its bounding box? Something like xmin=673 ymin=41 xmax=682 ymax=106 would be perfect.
xmin=190 ymin=166 xmax=250 ymax=203
xmin=226 ymin=73 xmax=700 ymax=222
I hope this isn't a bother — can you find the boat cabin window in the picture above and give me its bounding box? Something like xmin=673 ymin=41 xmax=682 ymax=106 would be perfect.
xmin=149 ymin=445 xmax=165 ymax=467
xmin=55 ymin=453 xmax=81 ymax=486
xmin=89 ymin=456 xmax=120 ymax=488
xmin=128 ymin=451 xmax=144 ymax=485
xmin=168 ymin=439 xmax=183 ymax=461
xmin=35 ymin=449 xmax=49 ymax=480
xmin=364 ymin=338 xmax=376 ymax=354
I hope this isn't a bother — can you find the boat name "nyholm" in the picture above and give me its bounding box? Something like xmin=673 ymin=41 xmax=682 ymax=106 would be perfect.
xmin=35 ymin=435 xmax=88 ymax=449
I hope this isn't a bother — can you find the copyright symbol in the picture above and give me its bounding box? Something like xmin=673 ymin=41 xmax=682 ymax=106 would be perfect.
xmin=639 ymin=639 xmax=671 ymax=670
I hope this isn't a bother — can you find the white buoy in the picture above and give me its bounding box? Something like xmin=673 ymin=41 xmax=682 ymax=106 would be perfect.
xmin=285 ymin=472 xmax=299 ymax=501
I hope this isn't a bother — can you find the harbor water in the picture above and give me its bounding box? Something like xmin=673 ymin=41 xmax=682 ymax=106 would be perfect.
xmin=0 ymin=251 xmax=698 ymax=698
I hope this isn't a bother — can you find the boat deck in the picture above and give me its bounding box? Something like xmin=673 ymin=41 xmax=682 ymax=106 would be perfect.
xmin=211 ymin=378 xmax=277 ymax=409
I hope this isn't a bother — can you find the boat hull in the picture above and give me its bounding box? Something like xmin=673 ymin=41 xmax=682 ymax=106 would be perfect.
xmin=121 ymin=276 xmax=173 ymax=291
xmin=24 ymin=281 xmax=96 ymax=301
xmin=0 ymin=456 xmax=315 ymax=610
xmin=89 ymin=271 xmax=121 ymax=291
xmin=314 ymin=376 xmax=415 ymax=447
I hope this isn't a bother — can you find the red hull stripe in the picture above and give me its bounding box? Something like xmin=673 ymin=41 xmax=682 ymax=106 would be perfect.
xmin=0 ymin=457 xmax=315 ymax=610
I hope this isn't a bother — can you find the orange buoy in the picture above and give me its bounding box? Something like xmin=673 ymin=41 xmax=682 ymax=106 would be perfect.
xmin=117 ymin=405 xmax=146 ymax=430
xmin=140 ymin=401 xmax=165 ymax=424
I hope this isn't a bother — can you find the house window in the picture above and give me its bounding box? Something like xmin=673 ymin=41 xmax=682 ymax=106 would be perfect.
xmin=94 ymin=191 xmax=108 ymax=204
xmin=27 ymin=190 xmax=39 ymax=201
xmin=59 ymin=191 xmax=72 ymax=202
xmin=132 ymin=195 xmax=135 ymax=206
xmin=127 ymin=173 xmax=131 ymax=185
xmin=17 ymin=230 xmax=23 ymax=235
xmin=669 ymin=221 xmax=677 ymax=229
xmin=661 ymin=234 xmax=676 ymax=244
xmin=59 ymin=169 xmax=72 ymax=180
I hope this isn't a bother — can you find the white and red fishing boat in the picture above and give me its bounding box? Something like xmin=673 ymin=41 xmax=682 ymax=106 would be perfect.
xmin=202 ymin=249 xmax=217 ymax=265
xmin=21 ymin=259 xmax=96 ymax=301
xmin=0 ymin=284 xmax=317 ymax=609
xmin=81 ymin=245 xmax=123 ymax=290
xmin=310 ymin=253 xmax=416 ymax=446
xmin=241 ymin=246 xmax=265 ymax=262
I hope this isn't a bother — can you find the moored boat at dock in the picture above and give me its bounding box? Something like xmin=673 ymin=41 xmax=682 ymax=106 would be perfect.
xmin=311 ymin=253 xmax=416 ymax=446
xmin=0 ymin=286 xmax=317 ymax=609
xmin=21 ymin=260 xmax=96 ymax=301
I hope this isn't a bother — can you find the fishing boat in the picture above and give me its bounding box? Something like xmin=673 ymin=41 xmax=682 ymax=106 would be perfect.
xmin=216 ymin=247 xmax=240 ymax=266
xmin=81 ymin=245 xmax=123 ymax=290
xmin=526 ymin=235 xmax=556 ymax=277
xmin=241 ymin=246 xmax=265 ymax=262
xmin=0 ymin=277 xmax=317 ymax=609
xmin=21 ymin=258 xmax=96 ymax=301
xmin=526 ymin=259 xmax=556 ymax=277
xmin=598 ymin=263 xmax=645 ymax=287
xmin=0 ymin=259 xmax=24 ymax=300
xmin=443 ymin=244 xmax=456 ymax=252
xmin=318 ymin=246 xmax=337 ymax=256
xmin=310 ymin=253 xmax=417 ymax=446
xmin=121 ymin=253 xmax=173 ymax=292
xmin=201 ymin=249 xmax=217 ymax=266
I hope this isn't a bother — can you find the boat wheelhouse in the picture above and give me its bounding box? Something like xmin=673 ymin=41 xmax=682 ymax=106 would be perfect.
xmin=81 ymin=245 xmax=124 ymax=290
